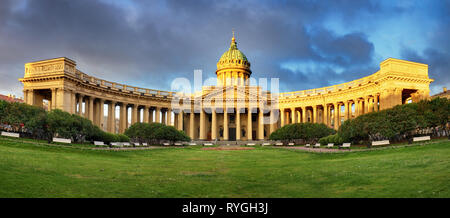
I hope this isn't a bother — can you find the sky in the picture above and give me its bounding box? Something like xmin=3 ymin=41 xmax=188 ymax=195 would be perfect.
xmin=0 ymin=0 xmax=449 ymax=97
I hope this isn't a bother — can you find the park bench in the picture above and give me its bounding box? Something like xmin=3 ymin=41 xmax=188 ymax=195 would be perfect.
xmin=94 ymin=141 xmax=105 ymax=146
xmin=413 ymin=136 xmax=431 ymax=142
xmin=134 ymin=143 xmax=140 ymax=147
xmin=110 ymin=142 xmax=122 ymax=147
xmin=246 ymin=143 xmax=256 ymax=146
xmin=313 ymin=143 xmax=320 ymax=148
xmin=262 ymin=142 xmax=271 ymax=146
xmin=371 ymin=140 xmax=390 ymax=146
xmin=203 ymin=143 xmax=213 ymax=146
xmin=52 ymin=138 xmax=71 ymax=144
xmin=53 ymin=138 xmax=71 ymax=144
xmin=275 ymin=142 xmax=283 ymax=146
xmin=188 ymin=143 xmax=197 ymax=146
xmin=1 ymin=131 xmax=20 ymax=138
xmin=305 ymin=144 xmax=310 ymax=147
xmin=174 ymin=142 xmax=183 ymax=146
xmin=163 ymin=142 xmax=171 ymax=146
xmin=288 ymin=142 xmax=294 ymax=146
xmin=123 ymin=142 xmax=131 ymax=147
xmin=340 ymin=143 xmax=351 ymax=149
xmin=327 ymin=143 xmax=334 ymax=148
xmin=142 ymin=143 xmax=148 ymax=146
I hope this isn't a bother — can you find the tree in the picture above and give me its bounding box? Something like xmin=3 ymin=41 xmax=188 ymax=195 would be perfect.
xmin=153 ymin=125 xmax=190 ymax=144
xmin=269 ymin=123 xmax=335 ymax=143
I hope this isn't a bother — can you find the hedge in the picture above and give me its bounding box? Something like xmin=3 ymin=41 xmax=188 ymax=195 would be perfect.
xmin=125 ymin=122 xmax=190 ymax=144
xmin=319 ymin=134 xmax=344 ymax=145
xmin=269 ymin=122 xmax=336 ymax=143
xmin=338 ymin=97 xmax=450 ymax=144
xmin=0 ymin=100 xmax=128 ymax=144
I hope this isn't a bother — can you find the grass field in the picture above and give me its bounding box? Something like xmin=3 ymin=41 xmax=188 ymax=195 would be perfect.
xmin=0 ymin=137 xmax=448 ymax=198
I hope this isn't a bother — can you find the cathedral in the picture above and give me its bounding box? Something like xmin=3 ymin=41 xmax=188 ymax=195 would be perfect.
xmin=19 ymin=33 xmax=433 ymax=141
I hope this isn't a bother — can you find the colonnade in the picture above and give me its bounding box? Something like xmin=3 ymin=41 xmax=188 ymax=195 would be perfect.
xmin=280 ymin=94 xmax=380 ymax=129
xmin=73 ymin=94 xmax=173 ymax=134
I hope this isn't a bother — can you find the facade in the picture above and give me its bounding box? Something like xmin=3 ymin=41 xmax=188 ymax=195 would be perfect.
xmin=19 ymin=35 xmax=434 ymax=141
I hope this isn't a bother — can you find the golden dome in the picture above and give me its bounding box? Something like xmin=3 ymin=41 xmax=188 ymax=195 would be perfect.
xmin=216 ymin=34 xmax=251 ymax=73
xmin=216 ymin=32 xmax=252 ymax=86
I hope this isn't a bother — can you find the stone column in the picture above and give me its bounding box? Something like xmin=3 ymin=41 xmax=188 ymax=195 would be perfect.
xmin=286 ymin=110 xmax=290 ymax=124
xmin=136 ymin=107 xmax=140 ymax=123
xmin=236 ymin=108 xmax=241 ymax=140
xmin=177 ymin=110 xmax=183 ymax=131
xmin=107 ymin=102 xmax=113 ymax=132
xmin=302 ymin=107 xmax=307 ymax=123
xmin=23 ymin=90 xmax=28 ymax=105
xmin=71 ymin=91 xmax=76 ymax=114
xmin=223 ymin=108 xmax=229 ymax=140
xmin=109 ymin=101 xmax=116 ymax=133
xmin=291 ymin=108 xmax=297 ymax=124
xmin=333 ymin=103 xmax=339 ymax=130
xmin=370 ymin=97 xmax=375 ymax=112
xmin=189 ymin=110 xmax=195 ymax=139
xmin=166 ymin=108 xmax=170 ymax=126
xmin=131 ymin=105 xmax=138 ymax=125
xmin=323 ymin=105 xmax=328 ymax=126
xmin=199 ymin=108 xmax=206 ymax=140
xmin=85 ymin=97 xmax=91 ymax=119
xmin=374 ymin=94 xmax=379 ymax=112
xmin=29 ymin=89 xmax=36 ymax=106
xmin=88 ymin=97 xmax=94 ymax=122
xmin=355 ymin=99 xmax=360 ymax=116
xmin=149 ymin=108 xmax=154 ymax=123
xmin=280 ymin=108 xmax=285 ymax=127
xmin=83 ymin=97 xmax=89 ymax=118
xmin=98 ymin=99 xmax=105 ymax=129
xmin=51 ymin=88 xmax=57 ymax=110
xmin=155 ymin=107 xmax=161 ymax=123
xmin=143 ymin=106 xmax=149 ymax=123
xmin=258 ymin=108 xmax=264 ymax=140
xmin=345 ymin=101 xmax=350 ymax=120
xmin=365 ymin=97 xmax=370 ymax=114
xmin=312 ymin=106 xmax=316 ymax=123
xmin=247 ymin=108 xmax=253 ymax=140
xmin=211 ymin=108 xmax=217 ymax=140
xmin=161 ymin=110 xmax=166 ymax=125
xmin=269 ymin=109 xmax=276 ymax=135
xmin=119 ymin=103 xmax=127 ymax=133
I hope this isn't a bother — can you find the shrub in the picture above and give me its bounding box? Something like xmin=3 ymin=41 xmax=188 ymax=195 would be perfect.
xmin=153 ymin=125 xmax=190 ymax=143
xmin=100 ymin=132 xmax=118 ymax=144
xmin=319 ymin=134 xmax=344 ymax=145
xmin=269 ymin=122 xmax=335 ymax=143
xmin=125 ymin=122 xmax=188 ymax=144
xmin=117 ymin=134 xmax=130 ymax=142
xmin=338 ymin=97 xmax=450 ymax=144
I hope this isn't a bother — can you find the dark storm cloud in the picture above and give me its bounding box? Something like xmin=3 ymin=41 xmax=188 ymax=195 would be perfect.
xmin=400 ymin=0 xmax=450 ymax=94
xmin=0 ymin=0 xmax=448 ymax=96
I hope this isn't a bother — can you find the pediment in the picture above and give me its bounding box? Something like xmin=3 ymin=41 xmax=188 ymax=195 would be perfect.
xmin=199 ymin=85 xmax=265 ymax=101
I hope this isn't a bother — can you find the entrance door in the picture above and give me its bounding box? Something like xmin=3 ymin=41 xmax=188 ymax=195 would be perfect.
xmin=229 ymin=128 xmax=236 ymax=141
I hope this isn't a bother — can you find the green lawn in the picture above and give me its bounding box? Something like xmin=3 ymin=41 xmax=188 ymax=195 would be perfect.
xmin=0 ymin=137 xmax=448 ymax=198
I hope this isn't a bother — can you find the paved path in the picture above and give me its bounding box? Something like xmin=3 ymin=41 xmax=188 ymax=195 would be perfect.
xmin=283 ymin=146 xmax=350 ymax=153
xmin=277 ymin=140 xmax=443 ymax=153
xmin=93 ymin=146 xmax=176 ymax=151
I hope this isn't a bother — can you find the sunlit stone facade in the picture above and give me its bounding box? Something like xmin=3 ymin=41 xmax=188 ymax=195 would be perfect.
xmin=19 ymin=35 xmax=434 ymax=141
